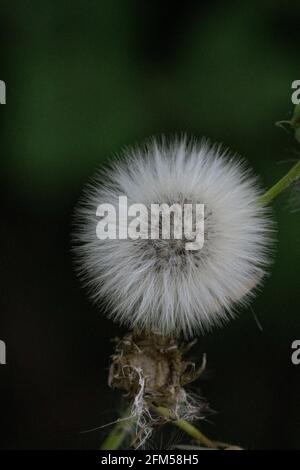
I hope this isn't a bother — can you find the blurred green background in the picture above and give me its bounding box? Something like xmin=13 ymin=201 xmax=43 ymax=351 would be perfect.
xmin=1 ymin=0 xmax=300 ymax=449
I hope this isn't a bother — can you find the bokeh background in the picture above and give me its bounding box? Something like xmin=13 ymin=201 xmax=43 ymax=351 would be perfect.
xmin=1 ymin=0 xmax=300 ymax=449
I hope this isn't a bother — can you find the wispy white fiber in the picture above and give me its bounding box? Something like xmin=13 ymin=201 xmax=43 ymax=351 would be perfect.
xmin=74 ymin=137 xmax=274 ymax=337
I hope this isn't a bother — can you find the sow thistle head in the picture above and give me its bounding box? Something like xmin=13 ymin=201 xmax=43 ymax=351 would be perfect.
xmin=74 ymin=137 xmax=274 ymax=337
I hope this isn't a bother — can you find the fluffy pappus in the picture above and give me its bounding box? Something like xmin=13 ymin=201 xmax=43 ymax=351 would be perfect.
xmin=73 ymin=137 xmax=274 ymax=337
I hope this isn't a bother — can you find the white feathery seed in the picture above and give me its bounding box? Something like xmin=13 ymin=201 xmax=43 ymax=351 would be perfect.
xmin=74 ymin=137 xmax=274 ymax=337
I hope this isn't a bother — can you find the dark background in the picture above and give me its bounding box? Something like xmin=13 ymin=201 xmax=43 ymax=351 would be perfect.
xmin=1 ymin=0 xmax=300 ymax=449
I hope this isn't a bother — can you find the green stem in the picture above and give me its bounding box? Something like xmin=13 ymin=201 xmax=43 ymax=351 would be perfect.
xmin=100 ymin=404 xmax=240 ymax=450
xmin=259 ymin=160 xmax=300 ymax=206
xmin=152 ymin=406 xmax=215 ymax=448
xmin=100 ymin=407 xmax=135 ymax=450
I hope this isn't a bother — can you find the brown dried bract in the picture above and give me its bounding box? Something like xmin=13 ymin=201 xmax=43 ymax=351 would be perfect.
xmin=108 ymin=331 xmax=206 ymax=410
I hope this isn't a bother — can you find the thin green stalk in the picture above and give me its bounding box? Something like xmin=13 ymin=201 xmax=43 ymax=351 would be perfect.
xmin=259 ymin=160 xmax=300 ymax=206
xmin=99 ymin=404 xmax=217 ymax=450
xmin=100 ymin=407 xmax=135 ymax=450
xmin=152 ymin=405 xmax=215 ymax=448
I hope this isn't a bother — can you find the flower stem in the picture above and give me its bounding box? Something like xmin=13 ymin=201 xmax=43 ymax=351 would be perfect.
xmin=99 ymin=407 xmax=135 ymax=450
xmin=151 ymin=405 xmax=216 ymax=448
xmin=259 ymin=160 xmax=300 ymax=206
xmin=99 ymin=404 xmax=239 ymax=449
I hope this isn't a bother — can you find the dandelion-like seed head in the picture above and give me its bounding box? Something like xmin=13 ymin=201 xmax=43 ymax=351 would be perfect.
xmin=74 ymin=137 xmax=274 ymax=337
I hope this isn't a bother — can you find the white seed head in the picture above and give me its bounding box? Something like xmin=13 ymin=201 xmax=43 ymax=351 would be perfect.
xmin=74 ymin=137 xmax=274 ymax=337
